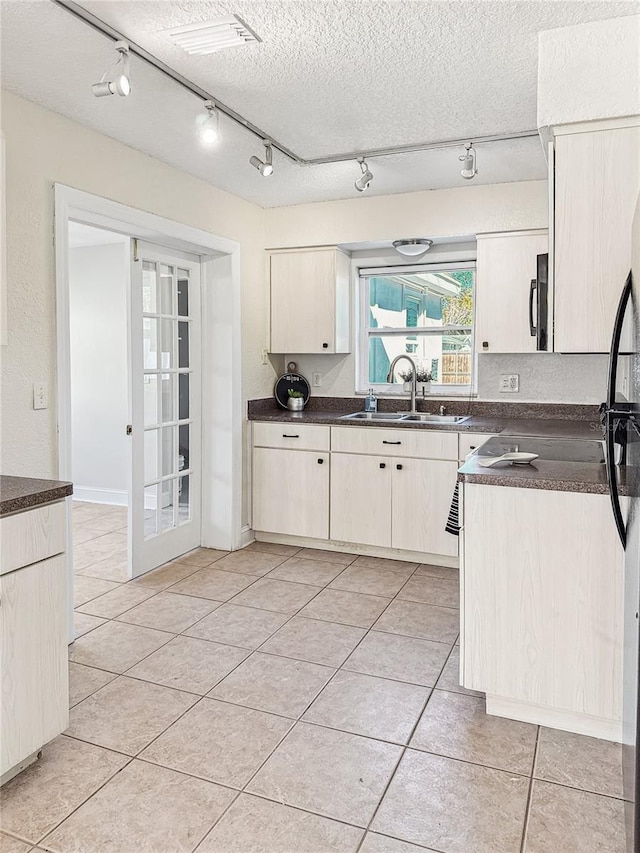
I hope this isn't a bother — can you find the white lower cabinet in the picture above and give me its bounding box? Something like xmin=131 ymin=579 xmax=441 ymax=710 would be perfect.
xmin=1 ymin=554 xmax=69 ymax=778
xmin=330 ymin=454 xmax=392 ymax=547
xmin=391 ymin=458 xmax=458 ymax=556
xmin=252 ymin=421 xmax=461 ymax=563
xmin=252 ymin=447 xmax=329 ymax=539
xmin=461 ymin=483 xmax=624 ymax=740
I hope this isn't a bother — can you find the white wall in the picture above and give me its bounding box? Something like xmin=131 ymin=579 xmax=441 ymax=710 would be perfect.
xmin=538 ymin=15 xmax=640 ymax=129
xmin=0 ymin=91 xmax=273 ymax=527
xmin=69 ymin=240 xmax=129 ymax=504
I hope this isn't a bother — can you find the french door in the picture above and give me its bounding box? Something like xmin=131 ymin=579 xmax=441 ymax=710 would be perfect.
xmin=129 ymin=241 xmax=201 ymax=576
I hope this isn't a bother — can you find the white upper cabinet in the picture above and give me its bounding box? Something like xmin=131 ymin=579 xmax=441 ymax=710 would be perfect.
xmin=269 ymin=247 xmax=351 ymax=354
xmin=554 ymin=122 xmax=640 ymax=353
xmin=475 ymin=230 xmax=548 ymax=354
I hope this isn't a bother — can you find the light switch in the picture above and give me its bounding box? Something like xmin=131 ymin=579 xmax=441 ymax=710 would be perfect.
xmin=33 ymin=381 xmax=48 ymax=409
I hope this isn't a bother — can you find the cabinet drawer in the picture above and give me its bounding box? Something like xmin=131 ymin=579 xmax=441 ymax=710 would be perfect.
xmin=458 ymin=433 xmax=496 ymax=461
xmin=253 ymin=422 xmax=330 ymax=451
xmin=1 ymin=501 xmax=66 ymax=575
xmin=331 ymin=426 xmax=458 ymax=460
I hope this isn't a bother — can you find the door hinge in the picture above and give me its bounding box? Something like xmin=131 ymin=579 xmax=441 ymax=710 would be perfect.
xmin=132 ymin=238 xmax=139 ymax=263
xmin=126 ymin=424 xmax=133 ymax=435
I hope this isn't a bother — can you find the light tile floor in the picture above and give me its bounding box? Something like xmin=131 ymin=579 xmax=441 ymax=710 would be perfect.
xmin=0 ymin=502 xmax=627 ymax=853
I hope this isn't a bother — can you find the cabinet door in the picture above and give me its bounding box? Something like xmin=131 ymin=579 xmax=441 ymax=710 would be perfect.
xmin=555 ymin=125 xmax=640 ymax=353
xmin=330 ymin=454 xmax=391 ymax=547
xmin=253 ymin=447 xmax=329 ymax=539
xmin=475 ymin=231 xmax=548 ymax=354
xmin=270 ymin=250 xmax=336 ymax=353
xmin=391 ymin=458 xmax=458 ymax=557
xmin=462 ymin=484 xmax=623 ymax=726
xmin=1 ymin=554 xmax=69 ymax=775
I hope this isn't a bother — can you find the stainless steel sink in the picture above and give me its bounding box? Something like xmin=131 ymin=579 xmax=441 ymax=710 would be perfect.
xmin=400 ymin=414 xmax=471 ymax=424
xmin=340 ymin=412 xmax=406 ymax=421
xmin=340 ymin=411 xmax=470 ymax=424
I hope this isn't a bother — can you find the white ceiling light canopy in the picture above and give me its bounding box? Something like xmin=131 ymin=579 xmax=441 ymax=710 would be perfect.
xmin=166 ymin=15 xmax=261 ymax=56
xmin=92 ymin=39 xmax=131 ymax=98
xmin=393 ymin=239 xmax=433 ymax=257
xmin=459 ymin=143 xmax=478 ymax=180
xmin=354 ymin=158 xmax=373 ymax=193
xmin=197 ymin=100 xmax=219 ymax=145
xmin=249 ymin=141 xmax=274 ymax=177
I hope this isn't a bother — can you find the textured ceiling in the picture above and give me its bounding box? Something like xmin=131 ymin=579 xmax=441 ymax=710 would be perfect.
xmin=1 ymin=0 xmax=637 ymax=207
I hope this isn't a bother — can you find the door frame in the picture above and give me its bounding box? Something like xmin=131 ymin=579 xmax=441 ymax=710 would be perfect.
xmin=54 ymin=184 xmax=244 ymax=558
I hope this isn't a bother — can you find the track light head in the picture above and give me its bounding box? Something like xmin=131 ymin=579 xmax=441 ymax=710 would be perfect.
xmin=249 ymin=141 xmax=274 ymax=176
xmin=198 ymin=100 xmax=220 ymax=145
xmin=92 ymin=40 xmax=131 ymax=98
xmin=459 ymin=143 xmax=477 ymax=180
xmin=354 ymin=158 xmax=373 ymax=193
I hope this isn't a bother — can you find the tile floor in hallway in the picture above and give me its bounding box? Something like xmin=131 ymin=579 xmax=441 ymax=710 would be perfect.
xmin=0 ymin=502 xmax=627 ymax=853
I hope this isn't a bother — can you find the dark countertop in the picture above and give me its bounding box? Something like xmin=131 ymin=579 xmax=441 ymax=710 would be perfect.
xmin=248 ymin=408 xmax=601 ymax=440
xmin=0 ymin=475 xmax=73 ymax=517
xmin=248 ymin=399 xmax=611 ymax=494
xmin=457 ymin=456 xmax=621 ymax=495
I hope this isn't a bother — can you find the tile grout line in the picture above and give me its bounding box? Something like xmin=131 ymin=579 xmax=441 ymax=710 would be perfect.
xmin=519 ymin=725 xmax=541 ymax=853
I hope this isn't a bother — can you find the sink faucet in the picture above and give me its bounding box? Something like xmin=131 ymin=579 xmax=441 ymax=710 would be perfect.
xmin=439 ymin=404 xmax=446 ymax=416
xmin=386 ymin=355 xmax=418 ymax=414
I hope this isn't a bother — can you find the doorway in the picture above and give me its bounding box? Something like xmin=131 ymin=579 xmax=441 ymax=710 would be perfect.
xmin=56 ymin=184 xmax=244 ymax=634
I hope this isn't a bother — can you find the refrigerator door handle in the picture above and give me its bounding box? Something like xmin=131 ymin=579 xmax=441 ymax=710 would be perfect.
xmin=606 ymin=271 xmax=633 ymax=409
xmin=529 ymin=278 xmax=537 ymax=337
xmin=605 ymin=410 xmax=627 ymax=548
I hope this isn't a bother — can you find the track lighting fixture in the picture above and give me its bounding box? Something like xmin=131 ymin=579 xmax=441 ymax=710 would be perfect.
xmin=249 ymin=141 xmax=274 ymax=176
xmin=393 ymin=239 xmax=433 ymax=257
xmin=92 ymin=40 xmax=131 ymax=98
xmin=198 ymin=100 xmax=220 ymax=145
xmin=354 ymin=158 xmax=373 ymax=193
xmin=459 ymin=143 xmax=477 ymax=180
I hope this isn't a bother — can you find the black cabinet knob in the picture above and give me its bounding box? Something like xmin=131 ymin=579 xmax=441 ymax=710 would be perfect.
xmin=322 ymin=342 xmax=329 ymax=348
xmin=482 ymin=341 xmax=489 ymax=349
xmin=317 ymin=458 xmax=324 ymax=464
xmin=379 ymin=463 xmax=386 ymax=469
xmin=396 ymin=464 xmax=403 ymax=470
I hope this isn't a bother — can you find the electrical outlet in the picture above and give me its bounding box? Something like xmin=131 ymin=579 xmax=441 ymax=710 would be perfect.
xmin=312 ymin=372 xmax=322 ymax=387
xmin=33 ymin=381 xmax=48 ymax=410
xmin=500 ymin=374 xmax=519 ymax=393
xmin=261 ymin=348 xmax=269 ymax=366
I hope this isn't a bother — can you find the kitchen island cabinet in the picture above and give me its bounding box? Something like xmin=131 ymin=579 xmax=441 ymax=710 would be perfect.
xmin=0 ymin=477 xmax=71 ymax=784
xmin=460 ymin=481 xmax=624 ymax=741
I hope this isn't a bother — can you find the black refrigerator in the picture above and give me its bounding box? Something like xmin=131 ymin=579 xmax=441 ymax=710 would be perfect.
xmin=600 ymin=198 xmax=640 ymax=852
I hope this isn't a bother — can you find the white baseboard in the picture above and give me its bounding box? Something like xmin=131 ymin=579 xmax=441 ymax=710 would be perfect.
xmin=486 ymin=694 xmax=622 ymax=742
xmin=239 ymin=525 xmax=255 ymax=548
xmin=73 ymin=487 xmax=128 ymax=507
xmin=254 ymin=531 xmax=459 ymax=568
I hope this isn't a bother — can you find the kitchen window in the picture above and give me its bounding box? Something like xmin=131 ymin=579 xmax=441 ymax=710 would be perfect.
xmin=357 ymin=262 xmax=476 ymax=394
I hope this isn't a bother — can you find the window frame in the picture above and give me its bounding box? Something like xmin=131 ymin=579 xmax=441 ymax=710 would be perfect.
xmin=356 ymin=260 xmax=477 ymax=396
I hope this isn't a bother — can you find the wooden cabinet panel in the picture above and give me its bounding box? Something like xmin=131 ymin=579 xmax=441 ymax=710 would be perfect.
xmin=252 ymin=447 xmax=329 ymax=539
xmin=1 ymin=554 xmax=69 ymax=775
xmin=330 ymin=453 xmax=391 ymax=547
xmin=253 ymin=422 xmax=330 ymax=452
xmin=269 ymin=249 xmax=350 ymax=354
xmin=391 ymin=458 xmax=458 ymax=556
xmin=475 ymin=230 xmax=548 ymax=354
xmin=331 ymin=426 xmax=458 ymax=460
xmin=462 ymin=484 xmax=623 ymax=726
xmin=555 ymin=125 xmax=640 ymax=352
xmin=1 ymin=501 xmax=66 ymax=575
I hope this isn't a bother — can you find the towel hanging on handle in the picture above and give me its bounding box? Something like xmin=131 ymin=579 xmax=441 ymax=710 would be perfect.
xmin=445 ymin=482 xmax=460 ymax=536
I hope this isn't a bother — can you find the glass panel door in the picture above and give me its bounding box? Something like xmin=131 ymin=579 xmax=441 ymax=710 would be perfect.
xmin=130 ymin=243 xmax=201 ymax=576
